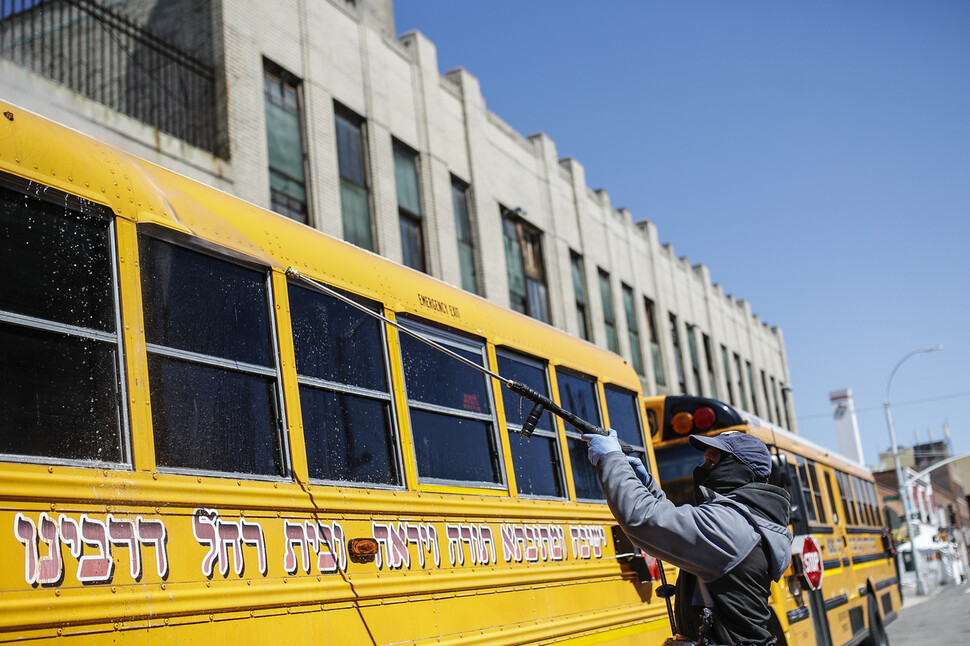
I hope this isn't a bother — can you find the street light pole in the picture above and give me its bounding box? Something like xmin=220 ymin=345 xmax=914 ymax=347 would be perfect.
xmin=884 ymin=344 xmax=942 ymax=596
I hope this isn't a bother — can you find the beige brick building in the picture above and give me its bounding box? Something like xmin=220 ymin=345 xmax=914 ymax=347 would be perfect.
xmin=0 ymin=0 xmax=796 ymax=429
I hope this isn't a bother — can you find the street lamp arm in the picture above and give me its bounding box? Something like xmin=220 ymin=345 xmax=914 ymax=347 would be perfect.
xmin=904 ymin=451 xmax=970 ymax=488
xmin=886 ymin=345 xmax=943 ymax=402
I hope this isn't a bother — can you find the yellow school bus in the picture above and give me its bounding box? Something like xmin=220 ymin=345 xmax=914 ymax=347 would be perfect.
xmin=646 ymin=395 xmax=900 ymax=646
xmin=0 ymin=102 xmax=675 ymax=644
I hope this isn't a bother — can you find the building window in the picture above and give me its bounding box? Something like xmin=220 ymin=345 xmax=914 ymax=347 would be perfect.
xmin=498 ymin=350 xmax=564 ymax=498
xmin=703 ymin=334 xmax=718 ymax=398
xmin=761 ymin=370 xmax=773 ymax=424
xmin=781 ymin=383 xmax=792 ymax=429
xmin=288 ymin=282 xmax=400 ymax=486
xmin=746 ymin=361 xmax=759 ymax=415
xmin=669 ymin=313 xmax=686 ymax=394
xmin=687 ymin=325 xmax=701 ymax=395
xmin=399 ymin=321 xmax=501 ymax=486
xmin=0 ymin=184 xmax=126 ymax=465
xmin=451 ymin=177 xmax=479 ymax=294
xmin=140 ymin=237 xmax=284 ymax=477
xmin=570 ymin=251 xmax=591 ymax=341
xmin=502 ymin=210 xmax=549 ymax=323
xmin=622 ymin=284 xmax=644 ymax=375
xmin=722 ymin=345 xmax=735 ymax=405
xmin=335 ymin=105 xmax=373 ymax=251
xmin=644 ymin=297 xmax=665 ymax=387
xmin=264 ymin=63 xmax=308 ymax=223
xmin=598 ymin=270 xmax=618 ymax=353
xmin=393 ymin=141 xmax=424 ymax=272
xmin=734 ymin=353 xmax=747 ymax=410
xmin=771 ymin=376 xmax=782 ymax=425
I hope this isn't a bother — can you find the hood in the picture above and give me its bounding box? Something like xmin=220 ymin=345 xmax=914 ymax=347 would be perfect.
xmin=721 ymin=482 xmax=793 ymax=581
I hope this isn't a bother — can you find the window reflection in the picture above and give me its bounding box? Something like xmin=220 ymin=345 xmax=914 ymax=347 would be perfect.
xmin=557 ymin=369 xmax=603 ymax=501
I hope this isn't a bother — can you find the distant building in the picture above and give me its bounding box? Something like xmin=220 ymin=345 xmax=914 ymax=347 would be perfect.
xmin=0 ymin=0 xmax=795 ymax=424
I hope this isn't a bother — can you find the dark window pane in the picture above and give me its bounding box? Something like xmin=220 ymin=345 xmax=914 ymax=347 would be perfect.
xmin=393 ymin=145 xmax=421 ymax=215
xmin=300 ymin=387 xmax=397 ymax=485
xmin=0 ymin=323 xmax=122 ymax=462
xmin=654 ymin=443 xmax=699 ymax=506
xmin=509 ymin=433 xmax=562 ymax=497
xmin=401 ymin=333 xmax=490 ymax=414
xmin=336 ymin=113 xmax=364 ymax=185
xmin=289 ymin=283 xmax=387 ymax=392
xmin=410 ymin=409 xmax=498 ymax=483
xmin=0 ymin=186 xmax=114 ymax=331
xmin=140 ymin=237 xmax=273 ymax=367
xmin=568 ymin=437 xmax=604 ymax=500
xmin=400 ymin=213 xmax=425 ymax=271
xmin=497 ymin=354 xmax=552 ymax=431
xmin=149 ymin=356 xmax=281 ymax=476
xmin=265 ymin=93 xmax=305 ymax=185
xmin=340 ymin=179 xmax=373 ymax=251
xmin=556 ymin=370 xmax=601 ymax=429
xmin=605 ymin=386 xmax=643 ymax=449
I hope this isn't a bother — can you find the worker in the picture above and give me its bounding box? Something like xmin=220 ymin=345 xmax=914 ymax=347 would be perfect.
xmin=584 ymin=429 xmax=792 ymax=646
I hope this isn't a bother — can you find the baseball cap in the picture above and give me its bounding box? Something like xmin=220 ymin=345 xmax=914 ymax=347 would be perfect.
xmin=689 ymin=431 xmax=771 ymax=480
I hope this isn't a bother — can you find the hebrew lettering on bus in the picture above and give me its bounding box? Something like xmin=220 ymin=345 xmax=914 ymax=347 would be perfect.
xmin=569 ymin=525 xmax=607 ymax=559
xmin=373 ymin=521 xmax=440 ymax=570
xmin=193 ymin=508 xmax=267 ymax=578
xmin=444 ymin=523 xmax=495 ymax=567
xmin=499 ymin=523 xmax=566 ymax=563
xmin=283 ymin=519 xmax=346 ymax=574
xmin=14 ymin=512 xmax=170 ymax=587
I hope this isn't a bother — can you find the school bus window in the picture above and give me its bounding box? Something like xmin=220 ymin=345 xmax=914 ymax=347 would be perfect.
xmin=837 ymin=471 xmax=858 ymax=525
xmin=796 ymin=458 xmax=818 ymax=523
xmin=825 ymin=471 xmax=841 ymax=524
xmin=497 ymin=350 xmax=565 ymax=498
xmin=855 ymin=475 xmax=873 ymax=526
xmin=557 ymin=369 xmax=605 ymax=501
xmin=289 ymin=282 xmax=400 ymax=486
xmin=0 ymin=183 xmax=126 ymax=464
xmin=140 ymin=236 xmax=285 ymax=477
xmin=869 ymin=479 xmax=880 ymax=525
xmin=806 ymin=459 xmax=827 ymax=523
xmin=399 ymin=321 xmax=501 ymax=485
xmin=604 ymin=385 xmax=648 ymax=467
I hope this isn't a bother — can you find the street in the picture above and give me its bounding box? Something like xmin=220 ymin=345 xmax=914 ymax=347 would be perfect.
xmin=887 ymin=583 xmax=970 ymax=644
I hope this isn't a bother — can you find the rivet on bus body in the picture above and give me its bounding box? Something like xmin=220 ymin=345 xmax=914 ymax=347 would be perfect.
xmin=57 ymin=628 xmax=63 ymax=635
xmin=160 ymin=583 xmax=166 ymax=590
xmin=197 ymin=477 xmax=202 ymax=484
xmin=250 ymin=610 xmax=255 ymax=617
xmin=206 ymin=581 xmax=211 ymax=588
xmin=237 ymin=480 xmax=242 ymax=486
xmin=68 ymin=176 xmax=72 ymax=182
xmin=50 ymin=170 xmax=55 ymax=176
xmin=111 ymin=587 xmax=117 ymax=593
xmin=50 ymin=503 xmax=56 ymax=510
xmin=55 ymin=589 xmax=60 ymax=596
xmin=155 ymin=507 xmax=160 ymax=514
xmin=114 ymin=623 xmax=119 ymax=630
xmin=48 ymin=466 xmax=53 ymax=474
xmin=209 ymin=614 xmax=214 ymax=621
xmin=33 ymin=164 xmax=38 ymax=169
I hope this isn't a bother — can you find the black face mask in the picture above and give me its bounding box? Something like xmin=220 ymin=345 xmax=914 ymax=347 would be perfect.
xmin=692 ymin=453 xmax=761 ymax=504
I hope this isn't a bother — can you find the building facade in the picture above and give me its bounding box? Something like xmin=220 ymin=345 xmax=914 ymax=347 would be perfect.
xmin=0 ymin=0 xmax=796 ymax=428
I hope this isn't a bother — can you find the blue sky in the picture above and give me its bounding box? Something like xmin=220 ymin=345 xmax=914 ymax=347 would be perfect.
xmin=394 ymin=1 xmax=970 ymax=467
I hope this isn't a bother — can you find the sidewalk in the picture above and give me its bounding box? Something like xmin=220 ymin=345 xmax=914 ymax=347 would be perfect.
xmin=898 ymin=581 xmax=949 ymax=610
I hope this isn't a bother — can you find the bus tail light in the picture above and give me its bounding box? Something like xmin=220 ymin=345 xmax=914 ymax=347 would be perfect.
xmin=672 ymin=412 xmax=694 ymax=435
xmin=694 ymin=407 xmax=715 ymax=430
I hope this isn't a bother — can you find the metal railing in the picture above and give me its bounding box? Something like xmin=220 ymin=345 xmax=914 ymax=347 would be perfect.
xmin=1 ymin=0 xmax=220 ymax=155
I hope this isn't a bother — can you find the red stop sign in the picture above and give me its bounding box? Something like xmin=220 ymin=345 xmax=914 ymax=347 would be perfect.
xmin=793 ymin=535 xmax=824 ymax=591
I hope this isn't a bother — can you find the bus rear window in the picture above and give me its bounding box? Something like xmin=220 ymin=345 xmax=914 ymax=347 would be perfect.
xmin=654 ymin=443 xmax=699 ymax=506
xmin=0 ymin=185 xmax=125 ymax=465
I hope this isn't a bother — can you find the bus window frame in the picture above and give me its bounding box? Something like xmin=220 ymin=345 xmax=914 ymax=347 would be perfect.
xmin=0 ymin=175 xmax=131 ymax=469
xmin=397 ymin=317 xmax=506 ymax=490
xmin=556 ymin=366 xmax=606 ymax=503
xmin=139 ymin=230 xmax=291 ymax=481
xmin=287 ymin=279 xmax=404 ymax=490
xmin=497 ymin=347 xmax=567 ymax=500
